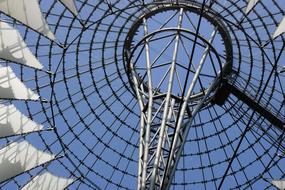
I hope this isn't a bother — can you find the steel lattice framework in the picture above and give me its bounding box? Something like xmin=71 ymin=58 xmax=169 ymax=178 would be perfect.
xmin=0 ymin=0 xmax=284 ymax=190
xmin=123 ymin=2 xmax=234 ymax=188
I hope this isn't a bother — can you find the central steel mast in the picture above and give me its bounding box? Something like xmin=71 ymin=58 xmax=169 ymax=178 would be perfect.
xmin=123 ymin=1 xmax=233 ymax=189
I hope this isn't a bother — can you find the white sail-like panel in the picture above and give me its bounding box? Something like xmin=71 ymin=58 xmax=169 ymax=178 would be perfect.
xmin=0 ymin=0 xmax=56 ymax=41
xmin=21 ymin=172 xmax=74 ymax=190
xmin=245 ymin=0 xmax=260 ymax=14
xmin=0 ymin=21 xmax=43 ymax=70
xmin=0 ymin=66 xmax=39 ymax=100
xmin=59 ymin=0 xmax=78 ymax=16
xmin=273 ymin=17 xmax=285 ymax=39
xmin=272 ymin=180 xmax=285 ymax=190
xmin=0 ymin=141 xmax=56 ymax=183
xmin=0 ymin=104 xmax=43 ymax=138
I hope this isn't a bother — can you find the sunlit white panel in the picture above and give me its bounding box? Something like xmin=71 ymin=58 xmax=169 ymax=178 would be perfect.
xmin=0 ymin=0 xmax=56 ymax=41
xmin=59 ymin=0 xmax=78 ymax=16
xmin=0 ymin=21 xmax=43 ymax=70
xmin=245 ymin=0 xmax=260 ymax=14
xmin=0 ymin=104 xmax=43 ymax=138
xmin=21 ymin=171 xmax=74 ymax=190
xmin=0 ymin=66 xmax=39 ymax=100
xmin=273 ymin=17 xmax=285 ymax=39
xmin=272 ymin=180 xmax=285 ymax=190
xmin=0 ymin=141 xmax=56 ymax=183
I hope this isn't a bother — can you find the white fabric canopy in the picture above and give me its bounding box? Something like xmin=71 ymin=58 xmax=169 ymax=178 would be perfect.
xmin=21 ymin=171 xmax=74 ymax=190
xmin=0 ymin=141 xmax=56 ymax=183
xmin=273 ymin=17 xmax=285 ymax=39
xmin=245 ymin=0 xmax=260 ymax=14
xmin=272 ymin=180 xmax=285 ymax=190
xmin=0 ymin=21 xmax=43 ymax=69
xmin=0 ymin=0 xmax=56 ymax=41
xmin=59 ymin=0 xmax=78 ymax=16
xmin=0 ymin=66 xmax=39 ymax=100
xmin=0 ymin=104 xmax=43 ymax=138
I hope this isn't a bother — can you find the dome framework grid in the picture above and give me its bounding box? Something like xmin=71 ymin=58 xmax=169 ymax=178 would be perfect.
xmin=0 ymin=0 xmax=284 ymax=190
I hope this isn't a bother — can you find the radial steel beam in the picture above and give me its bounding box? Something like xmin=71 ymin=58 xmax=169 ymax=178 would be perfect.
xmin=213 ymin=79 xmax=285 ymax=130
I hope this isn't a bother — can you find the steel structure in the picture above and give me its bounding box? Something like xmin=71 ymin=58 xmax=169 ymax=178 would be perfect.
xmin=0 ymin=0 xmax=285 ymax=190
xmin=123 ymin=2 xmax=234 ymax=189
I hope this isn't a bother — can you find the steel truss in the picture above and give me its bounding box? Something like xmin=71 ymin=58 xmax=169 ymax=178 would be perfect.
xmin=124 ymin=1 xmax=233 ymax=189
